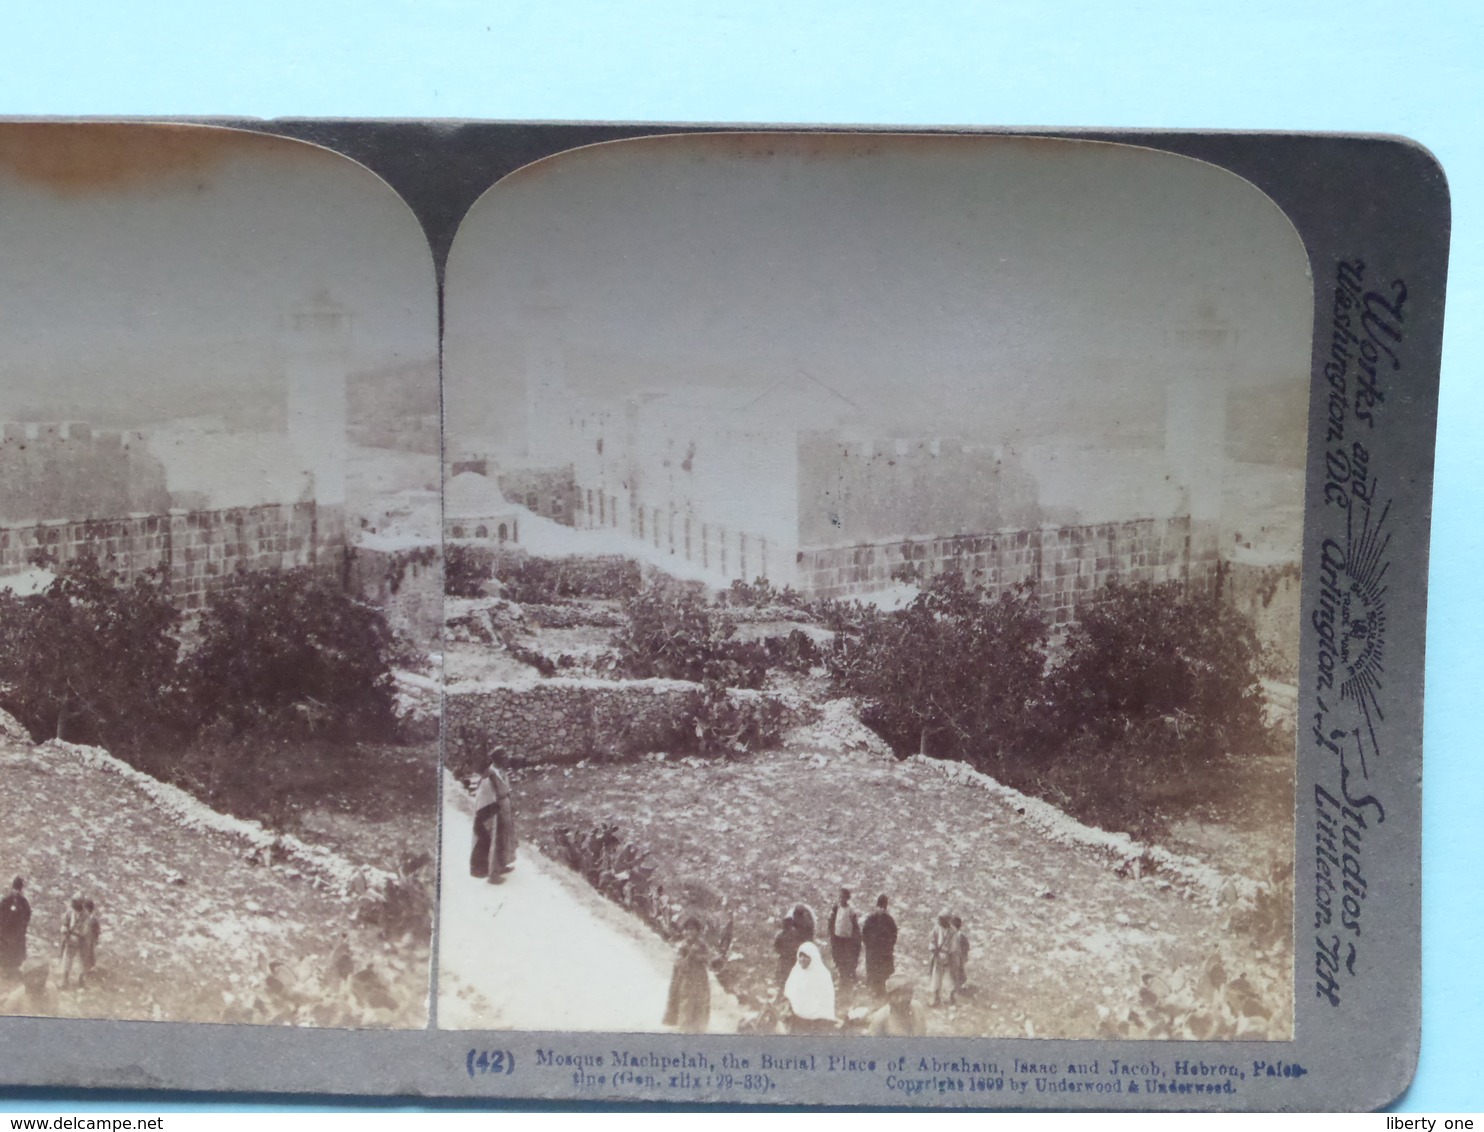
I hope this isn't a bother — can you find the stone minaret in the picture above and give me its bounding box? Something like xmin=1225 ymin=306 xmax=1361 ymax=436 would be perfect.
xmin=285 ymin=290 xmax=350 ymax=508
xmin=522 ymin=278 xmax=569 ymax=463
xmin=1165 ymin=373 xmax=1227 ymax=585
xmin=285 ymin=290 xmax=350 ymax=559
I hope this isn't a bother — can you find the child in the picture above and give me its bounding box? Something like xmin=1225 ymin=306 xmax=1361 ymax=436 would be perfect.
xmin=951 ymin=914 xmax=969 ymax=995
xmin=79 ymin=899 xmax=101 ymax=987
xmin=662 ymin=915 xmax=712 ymax=1033
xmin=928 ymin=913 xmax=957 ymax=1007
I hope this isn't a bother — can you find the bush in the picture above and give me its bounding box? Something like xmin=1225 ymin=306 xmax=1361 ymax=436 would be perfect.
xmin=830 ymin=572 xmax=1048 ymax=767
xmin=693 ymin=681 xmax=789 ymax=755
xmin=444 ymin=544 xmax=493 ymax=598
xmin=496 ymin=555 xmax=642 ymax=603
xmin=610 ymin=583 xmax=769 ymax=689
xmin=719 ymin=576 xmax=807 ymax=611
xmin=356 ymin=850 xmax=436 ymax=945
xmin=0 ymin=556 xmax=190 ymax=752
xmin=1044 ymin=580 xmax=1270 ymax=773
xmin=760 ymin=628 xmax=823 ymax=674
xmin=189 ymin=567 xmax=398 ymax=741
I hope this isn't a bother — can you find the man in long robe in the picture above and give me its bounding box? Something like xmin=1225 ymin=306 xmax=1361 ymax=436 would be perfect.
xmin=860 ymin=893 xmax=898 ymax=997
xmin=0 ymin=878 xmax=31 ymax=975
xmin=470 ymin=757 xmax=517 ymax=883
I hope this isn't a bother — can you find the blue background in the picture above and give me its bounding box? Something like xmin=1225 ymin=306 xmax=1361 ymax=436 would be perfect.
xmin=0 ymin=0 xmax=1478 ymax=1114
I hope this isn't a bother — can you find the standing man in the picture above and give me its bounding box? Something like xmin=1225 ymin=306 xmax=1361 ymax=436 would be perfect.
xmin=0 ymin=878 xmax=31 ymax=977
xmin=470 ymin=751 xmax=518 ymax=884
xmin=860 ymin=894 xmax=899 ymax=997
xmin=827 ymin=888 xmax=861 ymax=985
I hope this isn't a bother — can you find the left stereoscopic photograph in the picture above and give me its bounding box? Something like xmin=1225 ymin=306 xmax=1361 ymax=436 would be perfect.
xmin=0 ymin=124 xmax=441 ymax=1027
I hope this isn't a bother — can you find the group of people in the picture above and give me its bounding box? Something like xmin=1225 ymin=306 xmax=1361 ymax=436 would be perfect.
xmin=61 ymin=894 xmax=104 ymax=989
xmin=660 ymin=887 xmax=974 ymax=1035
xmin=0 ymin=876 xmax=104 ymax=1005
xmin=813 ymin=889 xmax=906 ymax=996
xmin=927 ymin=912 xmax=971 ymax=1007
xmin=463 ymin=749 xmax=962 ymax=1038
xmin=767 ymin=888 xmax=971 ymax=1035
xmin=789 ymin=890 xmax=973 ymax=1002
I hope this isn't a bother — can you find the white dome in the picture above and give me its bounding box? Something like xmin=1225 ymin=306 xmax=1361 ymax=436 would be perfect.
xmin=444 ymin=470 xmax=508 ymax=519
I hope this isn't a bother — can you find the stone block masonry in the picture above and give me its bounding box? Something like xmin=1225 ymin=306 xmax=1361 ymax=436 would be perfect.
xmin=0 ymin=501 xmax=341 ymax=609
xmin=797 ymin=515 xmax=1220 ymax=625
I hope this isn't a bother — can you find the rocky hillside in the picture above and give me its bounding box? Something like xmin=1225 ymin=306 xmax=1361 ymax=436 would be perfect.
xmin=514 ymin=700 xmax=1294 ymax=1041
xmin=0 ymin=713 xmax=429 ymax=1028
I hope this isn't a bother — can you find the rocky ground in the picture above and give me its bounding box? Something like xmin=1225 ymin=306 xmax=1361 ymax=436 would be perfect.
xmin=509 ymin=701 xmax=1294 ymax=1041
xmin=0 ymin=719 xmax=433 ymax=1028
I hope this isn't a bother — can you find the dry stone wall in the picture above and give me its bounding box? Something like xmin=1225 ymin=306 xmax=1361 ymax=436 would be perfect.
xmin=443 ymin=678 xmax=709 ymax=777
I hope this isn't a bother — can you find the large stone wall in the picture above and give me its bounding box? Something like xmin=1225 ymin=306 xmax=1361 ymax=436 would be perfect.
xmin=798 ymin=515 xmax=1220 ymax=624
xmin=443 ymin=678 xmax=706 ymax=777
xmin=0 ymin=421 xmax=170 ymax=524
xmin=0 ymin=501 xmax=343 ymax=609
xmin=796 ymin=433 xmax=1042 ymax=549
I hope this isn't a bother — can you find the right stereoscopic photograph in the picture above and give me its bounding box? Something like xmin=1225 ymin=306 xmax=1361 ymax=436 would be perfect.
xmin=436 ymin=133 xmax=1309 ymax=1041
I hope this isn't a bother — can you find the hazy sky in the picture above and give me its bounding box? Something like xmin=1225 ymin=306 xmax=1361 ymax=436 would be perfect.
xmin=0 ymin=123 xmax=437 ymax=427
xmin=445 ymin=132 xmax=1314 ymax=454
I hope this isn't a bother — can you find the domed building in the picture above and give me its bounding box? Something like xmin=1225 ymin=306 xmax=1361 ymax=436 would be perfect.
xmin=445 ymin=470 xmax=520 ymax=544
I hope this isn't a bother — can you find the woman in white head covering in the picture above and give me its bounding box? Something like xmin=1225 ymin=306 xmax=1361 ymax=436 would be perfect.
xmin=783 ymin=940 xmax=838 ymax=1033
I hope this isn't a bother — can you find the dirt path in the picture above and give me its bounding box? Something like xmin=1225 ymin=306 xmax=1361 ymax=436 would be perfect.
xmin=436 ymin=774 xmax=741 ymax=1033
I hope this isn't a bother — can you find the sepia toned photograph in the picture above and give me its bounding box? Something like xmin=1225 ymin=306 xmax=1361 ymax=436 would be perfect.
xmin=0 ymin=124 xmax=441 ymax=1027
xmin=0 ymin=112 xmax=1447 ymax=1109
xmin=436 ymin=133 xmax=1309 ymax=1040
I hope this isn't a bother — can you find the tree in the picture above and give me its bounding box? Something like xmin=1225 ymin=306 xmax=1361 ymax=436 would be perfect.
xmin=1045 ymin=580 xmax=1269 ymax=772
xmin=189 ymin=567 xmax=398 ymax=740
xmin=611 ymin=583 xmax=768 ymax=689
xmin=0 ymin=556 xmax=188 ymax=752
xmin=831 ymin=571 xmax=1048 ymax=769
xmin=443 ymin=544 xmax=492 ymax=599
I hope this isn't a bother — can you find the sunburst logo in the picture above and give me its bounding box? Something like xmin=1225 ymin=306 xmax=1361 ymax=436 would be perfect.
xmin=1335 ymin=494 xmax=1390 ymax=769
